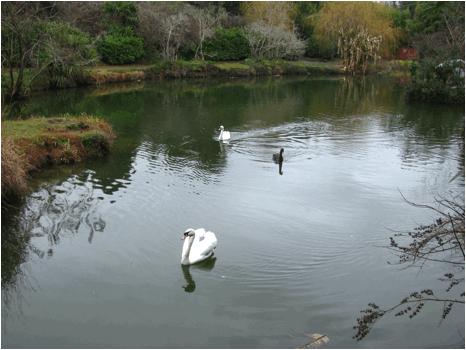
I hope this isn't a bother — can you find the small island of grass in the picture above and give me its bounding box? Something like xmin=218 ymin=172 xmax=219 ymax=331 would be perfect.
xmin=1 ymin=114 xmax=115 ymax=200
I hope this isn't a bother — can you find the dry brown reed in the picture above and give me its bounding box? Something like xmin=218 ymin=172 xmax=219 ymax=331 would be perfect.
xmin=1 ymin=133 xmax=29 ymax=199
xmin=87 ymin=70 xmax=146 ymax=85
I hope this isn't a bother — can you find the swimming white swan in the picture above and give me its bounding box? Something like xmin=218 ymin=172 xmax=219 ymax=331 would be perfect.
xmin=218 ymin=126 xmax=231 ymax=141
xmin=181 ymin=228 xmax=217 ymax=265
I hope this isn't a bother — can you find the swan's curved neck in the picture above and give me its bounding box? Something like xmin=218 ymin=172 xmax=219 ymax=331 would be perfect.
xmin=181 ymin=235 xmax=195 ymax=264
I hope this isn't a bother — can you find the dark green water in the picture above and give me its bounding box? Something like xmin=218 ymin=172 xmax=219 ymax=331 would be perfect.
xmin=2 ymin=75 xmax=464 ymax=348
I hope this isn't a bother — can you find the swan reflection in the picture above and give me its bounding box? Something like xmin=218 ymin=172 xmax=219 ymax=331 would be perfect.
xmin=218 ymin=141 xmax=225 ymax=153
xmin=278 ymin=161 xmax=284 ymax=175
xmin=181 ymin=257 xmax=217 ymax=293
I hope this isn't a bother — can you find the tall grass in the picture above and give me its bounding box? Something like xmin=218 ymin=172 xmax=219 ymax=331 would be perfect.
xmin=1 ymin=133 xmax=29 ymax=200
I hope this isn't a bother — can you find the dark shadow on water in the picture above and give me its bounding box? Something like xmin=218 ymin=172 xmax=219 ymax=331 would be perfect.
xmin=181 ymin=257 xmax=217 ymax=293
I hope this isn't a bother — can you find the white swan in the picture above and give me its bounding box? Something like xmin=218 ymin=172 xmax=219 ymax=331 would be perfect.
xmin=218 ymin=126 xmax=231 ymax=141
xmin=181 ymin=228 xmax=217 ymax=265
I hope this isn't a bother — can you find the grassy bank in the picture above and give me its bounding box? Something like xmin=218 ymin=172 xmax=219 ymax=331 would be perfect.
xmin=1 ymin=114 xmax=115 ymax=201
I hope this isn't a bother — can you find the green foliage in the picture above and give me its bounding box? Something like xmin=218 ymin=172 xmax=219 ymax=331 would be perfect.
xmin=99 ymin=1 xmax=143 ymax=65
xmin=319 ymin=42 xmax=338 ymax=61
xmin=2 ymin=13 xmax=99 ymax=97
xmin=1 ymin=21 xmax=47 ymax=69
xmin=44 ymin=22 xmax=99 ymax=88
xmin=46 ymin=22 xmax=98 ymax=59
xmin=98 ymin=27 xmax=144 ymax=65
xmin=203 ymin=28 xmax=250 ymax=61
xmin=290 ymin=1 xmax=322 ymax=38
xmin=406 ymin=2 xmax=444 ymax=36
xmin=406 ymin=59 xmax=465 ymax=105
xmin=104 ymin=1 xmax=139 ymax=29
xmin=305 ymin=35 xmax=320 ymax=58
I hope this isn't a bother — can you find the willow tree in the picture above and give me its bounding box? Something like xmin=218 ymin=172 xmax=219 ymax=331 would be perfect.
xmin=240 ymin=1 xmax=294 ymax=29
xmin=312 ymin=1 xmax=402 ymax=66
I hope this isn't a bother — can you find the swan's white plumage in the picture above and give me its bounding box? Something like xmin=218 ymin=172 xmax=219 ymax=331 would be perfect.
xmin=218 ymin=126 xmax=230 ymax=141
xmin=181 ymin=228 xmax=217 ymax=265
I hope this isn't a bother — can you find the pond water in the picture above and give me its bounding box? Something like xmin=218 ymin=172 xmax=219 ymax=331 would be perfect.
xmin=2 ymin=75 xmax=464 ymax=348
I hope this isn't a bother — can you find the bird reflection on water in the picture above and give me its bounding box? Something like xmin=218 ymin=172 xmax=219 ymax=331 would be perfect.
xmin=181 ymin=257 xmax=217 ymax=293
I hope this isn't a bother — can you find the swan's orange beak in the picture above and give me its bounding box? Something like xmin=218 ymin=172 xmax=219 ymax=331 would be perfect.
xmin=182 ymin=232 xmax=188 ymax=240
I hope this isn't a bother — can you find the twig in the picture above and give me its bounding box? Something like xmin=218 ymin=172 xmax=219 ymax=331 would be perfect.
xmin=450 ymin=213 xmax=465 ymax=258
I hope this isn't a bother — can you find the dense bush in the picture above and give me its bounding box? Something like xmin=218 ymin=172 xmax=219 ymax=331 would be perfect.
xmin=406 ymin=59 xmax=465 ymax=105
xmin=46 ymin=22 xmax=98 ymax=60
xmin=203 ymin=28 xmax=250 ymax=61
xmin=98 ymin=27 xmax=144 ymax=65
xmin=304 ymin=35 xmax=338 ymax=60
xmin=305 ymin=36 xmax=320 ymax=58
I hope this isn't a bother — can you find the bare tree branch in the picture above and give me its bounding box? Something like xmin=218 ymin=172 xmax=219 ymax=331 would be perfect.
xmin=354 ymin=193 xmax=464 ymax=341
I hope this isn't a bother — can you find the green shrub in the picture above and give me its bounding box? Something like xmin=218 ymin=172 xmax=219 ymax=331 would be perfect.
xmin=82 ymin=132 xmax=110 ymax=156
xmin=406 ymin=59 xmax=465 ymax=105
xmin=203 ymin=28 xmax=250 ymax=61
xmin=98 ymin=27 xmax=144 ymax=65
xmin=305 ymin=36 xmax=320 ymax=58
xmin=319 ymin=42 xmax=338 ymax=60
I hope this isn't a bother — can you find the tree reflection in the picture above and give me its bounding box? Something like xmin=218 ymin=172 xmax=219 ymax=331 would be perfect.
xmin=1 ymin=173 xmax=107 ymax=324
xmin=1 ymin=202 xmax=36 ymax=327
xmin=23 ymin=174 xmax=106 ymax=246
xmin=181 ymin=257 xmax=217 ymax=293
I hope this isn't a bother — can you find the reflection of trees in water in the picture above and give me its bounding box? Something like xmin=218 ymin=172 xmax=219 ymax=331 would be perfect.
xmin=23 ymin=175 xmax=106 ymax=246
xmin=387 ymin=108 xmax=464 ymax=173
xmin=334 ymin=75 xmax=400 ymax=116
xmin=1 ymin=173 xmax=107 ymax=324
xmin=334 ymin=76 xmax=464 ymax=177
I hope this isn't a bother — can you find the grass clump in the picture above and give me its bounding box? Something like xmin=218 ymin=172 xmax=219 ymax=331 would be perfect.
xmin=1 ymin=114 xmax=115 ymax=201
xmin=82 ymin=131 xmax=112 ymax=157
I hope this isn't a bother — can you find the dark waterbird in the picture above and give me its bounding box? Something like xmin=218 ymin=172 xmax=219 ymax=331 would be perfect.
xmin=273 ymin=148 xmax=284 ymax=162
